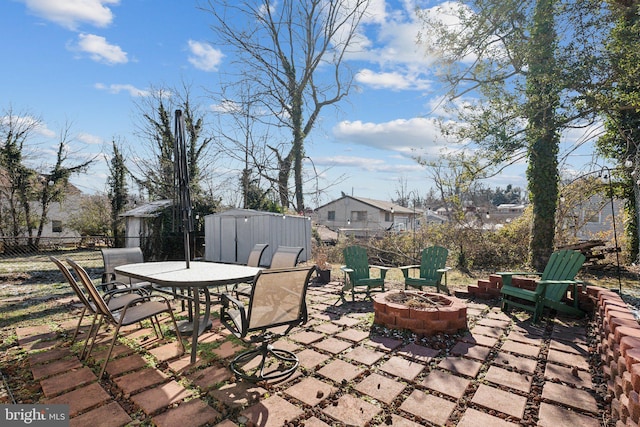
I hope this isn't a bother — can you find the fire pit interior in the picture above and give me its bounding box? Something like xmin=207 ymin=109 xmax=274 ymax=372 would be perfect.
xmin=373 ymin=290 xmax=467 ymax=336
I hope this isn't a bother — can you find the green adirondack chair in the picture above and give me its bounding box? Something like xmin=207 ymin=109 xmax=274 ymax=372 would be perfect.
xmin=399 ymin=246 xmax=451 ymax=294
xmin=499 ymin=249 xmax=586 ymax=323
xmin=340 ymin=245 xmax=389 ymax=301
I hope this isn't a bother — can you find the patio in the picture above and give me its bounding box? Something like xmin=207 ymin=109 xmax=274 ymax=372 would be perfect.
xmin=5 ymin=278 xmax=614 ymax=426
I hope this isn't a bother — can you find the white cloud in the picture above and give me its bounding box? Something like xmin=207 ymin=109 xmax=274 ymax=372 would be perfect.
xmin=187 ymin=40 xmax=224 ymax=72
xmin=315 ymin=155 xmax=423 ymax=173
xmin=94 ymin=83 xmax=149 ymax=97
xmin=73 ymin=33 xmax=128 ymax=64
xmin=21 ymin=0 xmax=119 ymax=30
xmin=355 ymin=68 xmax=431 ymax=91
xmin=77 ymin=132 xmax=103 ymax=145
xmin=333 ymin=117 xmax=446 ymax=156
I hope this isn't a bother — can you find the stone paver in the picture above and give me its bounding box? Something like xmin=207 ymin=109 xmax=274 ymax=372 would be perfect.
xmin=546 ymin=348 xmax=589 ymax=370
xmin=506 ymin=330 xmax=544 ymax=346
xmin=313 ymin=337 xmax=352 ymax=354
xmin=343 ymin=345 xmax=385 ymax=365
xmin=28 ymin=347 xmax=73 ymax=365
xmin=484 ymin=365 xmax=532 ymax=393
xmin=386 ymin=414 xmax=423 ymax=426
xmin=131 ymin=380 xmax=193 ymax=415
xmin=421 ymin=369 xmax=470 ymax=399
xmin=537 ymin=402 xmax=601 ymax=427
xmin=209 ymin=382 xmax=266 ymax=409
xmin=397 ymin=342 xmax=439 ymax=362
xmin=460 ymin=332 xmax=499 ymax=348
xmin=317 ymin=359 xmax=363 ymax=383
xmin=31 ymin=357 xmax=83 ymax=380
xmin=314 ymin=322 xmax=342 ymax=335
xmin=379 ymin=356 xmax=424 ymax=381
xmin=114 ymin=368 xmax=169 ymax=395
xmin=549 ymin=338 xmax=588 ymax=355
xmin=470 ymin=324 xmax=504 ymax=338
xmin=148 ymin=342 xmax=184 ymax=361
xmin=399 ymin=389 xmax=456 ymax=425
xmin=355 ymin=372 xmax=406 ymax=404
xmin=69 ymin=401 xmax=131 ymax=427
xmin=323 ymin=394 xmax=381 ymax=426
xmin=187 ymin=365 xmax=232 ymax=390
xmin=471 ymin=384 xmax=527 ymax=419
xmin=450 ymin=342 xmax=492 ymax=361
xmin=40 ymin=367 xmax=97 ymax=398
xmin=289 ymin=330 xmax=324 ymax=344
xmin=296 ymin=348 xmax=330 ymax=369
xmin=492 ymin=351 xmax=538 ymax=373
xmin=284 ymin=377 xmax=336 ymax=406
xmin=541 ymin=382 xmax=599 ymax=413
xmin=457 ymin=408 xmax=520 ymax=427
xmin=211 ymin=341 xmax=245 ymax=359
xmin=105 ymin=353 xmax=148 ymax=377
xmin=46 ymin=382 xmax=111 ymax=417
xmin=336 ymin=328 xmax=370 ymax=342
xmin=438 ymin=356 xmax=483 ymax=378
xmin=544 ymin=363 xmax=592 ymax=388
xmin=332 ymin=316 xmax=361 ymax=327
xmin=241 ymin=395 xmax=304 ymax=426
xmin=501 ymin=340 xmax=541 ymax=358
xmin=152 ymin=399 xmax=221 ymax=427
xmin=365 ymin=336 xmax=402 ymax=351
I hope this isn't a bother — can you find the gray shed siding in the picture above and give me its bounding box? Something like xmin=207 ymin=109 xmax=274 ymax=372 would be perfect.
xmin=204 ymin=209 xmax=311 ymax=265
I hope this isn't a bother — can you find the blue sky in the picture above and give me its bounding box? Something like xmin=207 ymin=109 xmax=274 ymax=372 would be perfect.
xmin=2 ymin=0 xmax=600 ymax=207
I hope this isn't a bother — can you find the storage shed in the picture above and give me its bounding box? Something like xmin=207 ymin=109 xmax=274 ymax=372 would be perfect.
xmin=204 ymin=208 xmax=312 ymax=265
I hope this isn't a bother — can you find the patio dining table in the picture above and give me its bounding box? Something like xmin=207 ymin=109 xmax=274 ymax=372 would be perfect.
xmin=115 ymin=261 xmax=261 ymax=363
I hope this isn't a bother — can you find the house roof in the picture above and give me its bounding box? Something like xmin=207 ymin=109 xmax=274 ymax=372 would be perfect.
xmin=316 ymin=195 xmax=419 ymax=214
xmin=120 ymin=199 xmax=172 ymax=217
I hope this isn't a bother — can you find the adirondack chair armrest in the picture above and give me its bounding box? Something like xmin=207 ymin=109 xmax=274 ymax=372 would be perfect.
xmin=399 ymin=265 xmax=419 ymax=279
xmin=340 ymin=266 xmax=354 ymax=274
xmin=370 ymin=265 xmax=390 ymax=280
xmin=437 ymin=267 xmax=452 ymax=273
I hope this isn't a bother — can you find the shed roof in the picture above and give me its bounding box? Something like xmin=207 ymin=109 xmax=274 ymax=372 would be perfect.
xmin=316 ymin=195 xmax=419 ymax=215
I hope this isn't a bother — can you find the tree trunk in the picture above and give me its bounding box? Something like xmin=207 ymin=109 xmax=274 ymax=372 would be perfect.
xmin=526 ymin=0 xmax=560 ymax=270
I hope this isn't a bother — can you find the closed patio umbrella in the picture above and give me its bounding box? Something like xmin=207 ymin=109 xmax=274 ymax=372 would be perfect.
xmin=174 ymin=109 xmax=193 ymax=268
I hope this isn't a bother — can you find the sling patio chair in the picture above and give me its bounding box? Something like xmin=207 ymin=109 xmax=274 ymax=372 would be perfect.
xmin=269 ymin=246 xmax=304 ymax=268
xmin=498 ymin=249 xmax=586 ymax=323
xmin=399 ymin=246 xmax=451 ymax=294
xmin=340 ymin=245 xmax=389 ymax=301
xmin=49 ymin=256 xmax=146 ymax=354
xmin=66 ymin=259 xmax=184 ymax=379
xmin=247 ymin=243 xmax=269 ymax=267
xmin=220 ymin=265 xmax=315 ymax=382
xmin=100 ymin=247 xmax=152 ymax=292
xmin=233 ymin=243 xmax=269 ymax=298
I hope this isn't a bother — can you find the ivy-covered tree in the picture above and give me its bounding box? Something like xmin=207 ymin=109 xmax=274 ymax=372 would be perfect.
xmin=598 ymin=0 xmax=640 ymax=263
xmin=107 ymin=140 xmax=129 ymax=247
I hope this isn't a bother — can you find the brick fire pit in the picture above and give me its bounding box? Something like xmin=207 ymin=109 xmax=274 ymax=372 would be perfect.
xmin=373 ymin=290 xmax=467 ymax=336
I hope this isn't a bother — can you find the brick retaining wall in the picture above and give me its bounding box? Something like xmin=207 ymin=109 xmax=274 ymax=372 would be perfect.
xmin=589 ymin=285 xmax=640 ymax=426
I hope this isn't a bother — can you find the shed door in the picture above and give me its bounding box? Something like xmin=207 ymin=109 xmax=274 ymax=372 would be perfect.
xmin=219 ymin=216 xmax=237 ymax=263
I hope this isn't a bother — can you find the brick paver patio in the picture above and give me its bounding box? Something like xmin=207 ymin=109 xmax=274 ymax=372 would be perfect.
xmin=9 ymin=279 xmax=607 ymax=426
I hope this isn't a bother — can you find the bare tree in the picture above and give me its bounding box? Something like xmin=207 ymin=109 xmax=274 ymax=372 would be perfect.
xmin=202 ymin=0 xmax=369 ymax=211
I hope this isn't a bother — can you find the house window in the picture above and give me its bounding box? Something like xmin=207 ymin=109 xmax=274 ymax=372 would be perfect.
xmin=328 ymin=210 xmax=335 ymax=220
xmin=351 ymin=211 xmax=367 ymax=222
xmin=385 ymin=212 xmax=391 ymax=221
xmin=52 ymin=220 xmax=62 ymax=233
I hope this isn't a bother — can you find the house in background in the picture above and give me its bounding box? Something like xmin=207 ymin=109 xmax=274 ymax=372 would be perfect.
xmin=315 ymin=195 xmax=423 ymax=237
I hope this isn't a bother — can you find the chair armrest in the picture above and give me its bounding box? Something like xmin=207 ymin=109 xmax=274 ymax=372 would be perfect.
xmin=399 ymin=265 xmax=420 ymax=271
xmin=370 ymin=265 xmax=390 ymax=280
xmin=220 ymin=293 xmax=248 ymax=338
xmin=437 ymin=267 xmax=452 ymax=273
xmin=102 ymin=287 xmax=147 ymax=303
xmin=101 ymin=272 xmax=116 ymax=284
xmin=340 ymin=266 xmax=354 ymax=273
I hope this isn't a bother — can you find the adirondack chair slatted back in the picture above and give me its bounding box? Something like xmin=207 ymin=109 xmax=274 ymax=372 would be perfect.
xmin=420 ymin=246 xmax=448 ymax=281
xmin=343 ymin=246 xmax=371 ymax=282
xmin=540 ymin=249 xmax=584 ymax=281
xmin=541 ymin=250 xmax=586 ymax=301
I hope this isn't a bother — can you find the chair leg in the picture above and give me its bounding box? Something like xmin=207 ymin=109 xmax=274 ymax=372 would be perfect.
xmin=84 ymin=315 xmax=104 ymax=360
xmin=230 ymin=342 xmax=298 ymax=382
xmin=70 ymin=307 xmax=87 ymax=345
xmin=99 ymin=324 xmax=122 ymax=379
xmin=81 ymin=314 xmax=102 ymax=360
